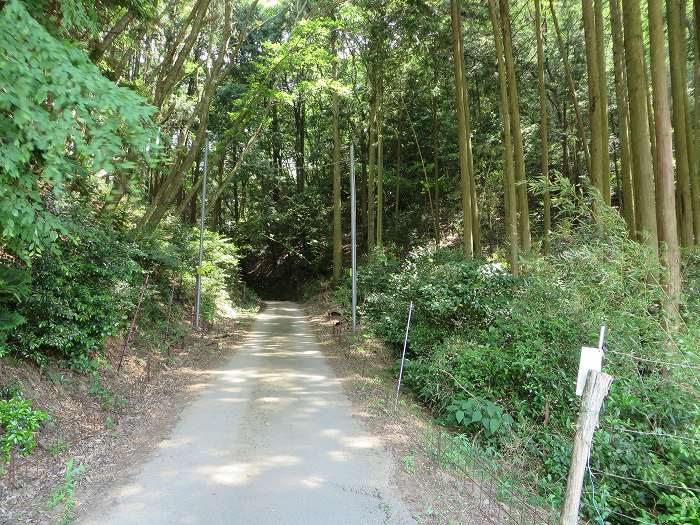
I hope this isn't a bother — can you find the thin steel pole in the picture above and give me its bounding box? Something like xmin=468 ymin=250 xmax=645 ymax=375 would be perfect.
xmin=395 ymin=301 xmax=413 ymax=409
xmin=194 ymin=136 xmax=208 ymax=330
xmin=350 ymin=142 xmax=357 ymax=332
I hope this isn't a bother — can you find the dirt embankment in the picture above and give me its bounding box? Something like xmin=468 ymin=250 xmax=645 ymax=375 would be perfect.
xmin=0 ymin=309 xmax=257 ymax=525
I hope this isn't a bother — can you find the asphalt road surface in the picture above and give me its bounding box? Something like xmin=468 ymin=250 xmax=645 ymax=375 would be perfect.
xmin=79 ymin=302 xmax=414 ymax=525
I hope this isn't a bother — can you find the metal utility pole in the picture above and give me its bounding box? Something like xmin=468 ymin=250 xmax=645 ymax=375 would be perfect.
xmin=194 ymin=136 xmax=209 ymax=330
xmin=350 ymin=142 xmax=357 ymax=332
xmin=395 ymin=301 xmax=413 ymax=409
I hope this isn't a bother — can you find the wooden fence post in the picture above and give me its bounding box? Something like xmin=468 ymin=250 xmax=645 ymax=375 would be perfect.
xmin=560 ymin=370 xmax=613 ymax=524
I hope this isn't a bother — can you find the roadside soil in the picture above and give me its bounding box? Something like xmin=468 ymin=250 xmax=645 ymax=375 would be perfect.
xmin=0 ymin=308 xmax=257 ymax=525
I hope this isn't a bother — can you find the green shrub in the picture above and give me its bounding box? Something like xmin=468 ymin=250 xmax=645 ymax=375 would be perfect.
xmin=4 ymin=207 xmax=241 ymax=365
xmin=186 ymin=227 xmax=239 ymax=323
xmin=444 ymin=397 xmax=513 ymax=437
xmin=8 ymin=213 xmax=141 ymax=364
xmin=0 ymin=394 xmax=49 ymax=460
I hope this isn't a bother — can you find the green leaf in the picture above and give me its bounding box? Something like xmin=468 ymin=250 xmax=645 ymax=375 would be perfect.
xmin=485 ymin=402 xmax=497 ymax=418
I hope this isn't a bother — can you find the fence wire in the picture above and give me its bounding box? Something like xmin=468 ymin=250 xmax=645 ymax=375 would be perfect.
xmin=378 ymin=382 xmax=560 ymax=525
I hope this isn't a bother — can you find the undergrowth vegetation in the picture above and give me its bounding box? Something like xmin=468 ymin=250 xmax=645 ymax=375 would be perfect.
xmin=1 ymin=205 xmax=245 ymax=367
xmin=336 ymin=196 xmax=700 ymax=524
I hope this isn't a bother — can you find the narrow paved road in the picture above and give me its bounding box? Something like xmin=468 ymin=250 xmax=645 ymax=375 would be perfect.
xmin=80 ymin=302 xmax=414 ymax=525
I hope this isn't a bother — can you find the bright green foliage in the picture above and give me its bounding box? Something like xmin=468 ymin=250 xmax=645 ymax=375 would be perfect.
xmin=402 ymin=453 xmax=416 ymax=474
xmin=0 ymin=0 xmax=155 ymax=260
xmin=0 ymin=394 xmax=49 ymax=460
xmin=338 ymin=190 xmax=700 ymax=523
xmin=445 ymin=397 xmax=513 ymax=437
xmin=341 ymin=246 xmax=517 ymax=357
xmin=185 ymin=227 xmax=239 ymax=322
xmin=651 ymin=492 xmax=700 ymax=524
xmin=20 ymin=0 xmax=97 ymax=35
xmin=48 ymin=439 xmax=69 ymax=457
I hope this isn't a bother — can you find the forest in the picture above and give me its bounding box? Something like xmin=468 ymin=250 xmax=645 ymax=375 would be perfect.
xmin=1 ymin=0 xmax=699 ymax=523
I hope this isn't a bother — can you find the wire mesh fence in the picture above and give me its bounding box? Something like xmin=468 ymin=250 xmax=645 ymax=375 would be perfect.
xmin=373 ymin=377 xmax=561 ymax=525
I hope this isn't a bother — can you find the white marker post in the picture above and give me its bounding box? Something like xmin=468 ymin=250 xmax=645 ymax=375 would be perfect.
xmin=395 ymin=301 xmax=414 ymax=410
xmin=194 ymin=136 xmax=208 ymax=331
xmin=350 ymin=143 xmax=357 ymax=333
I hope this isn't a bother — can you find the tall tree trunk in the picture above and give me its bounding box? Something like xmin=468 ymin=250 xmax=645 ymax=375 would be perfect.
xmin=332 ymin=29 xmax=342 ymax=281
xmin=499 ymin=0 xmax=530 ymax=253
xmin=367 ymin=82 xmax=378 ymax=254
xmin=692 ymin=0 xmax=700 ymax=240
xmin=645 ymin=52 xmax=659 ymax=188
xmin=154 ymin=0 xmax=212 ymax=111
xmin=667 ymin=0 xmax=695 ymax=246
xmin=187 ymin=150 xmax=202 ymax=224
xmin=233 ymin=180 xmax=239 ymax=224
xmin=562 ymin=103 xmax=571 ymax=184
xmin=432 ymin=92 xmax=441 ymax=245
xmin=376 ymin=100 xmax=384 ymax=248
xmin=175 ymin=106 xmax=269 ymax=219
xmin=610 ymin=0 xmax=636 ymax=236
xmin=139 ymin=0 xmax=251 ymax=232
xmin=359 ymin=124 xmax=367 ymax=253
xmin=595 ymin=0 xmax=611 ymax=204
xmin=450 ymin=0 xmax=474 ymax=257
xmin=212 ymin=151 xmax=225 ymax=231
xmin=582 ymin=0 xmax=604 ymax=196
xmin=204 ymin=118 xmax=266 ymax=215
xmin=648 ymin=0 xmax=681 ymax=321
xmin=272 ymin=102 xmax=282 ymax=179
xmin=395 ymin=132 xmax=401 ymax=217
xmin=91 ymin=11 xmax=135 ymax=63
xmin=457 ymin=21 xmax=481 ymax=256
xmin=142 ymin=97 xmax=212 ymax=231
xmin=102 ymin=170 xmax=130 ymax=214
xmin=488 ymin=0 xmax=519 ymax=275
xmin=622 ymin=0 xmax=658 ymax=254
xmin=294 ymin=98 xmax=306 ymax=193
xmin=241 ymin=179 xmax=247 ymax=221
xmin=535 ymin=0 xmax=550 ymax=255
xmin=549 ymin=0 xmax=591 ymax=174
